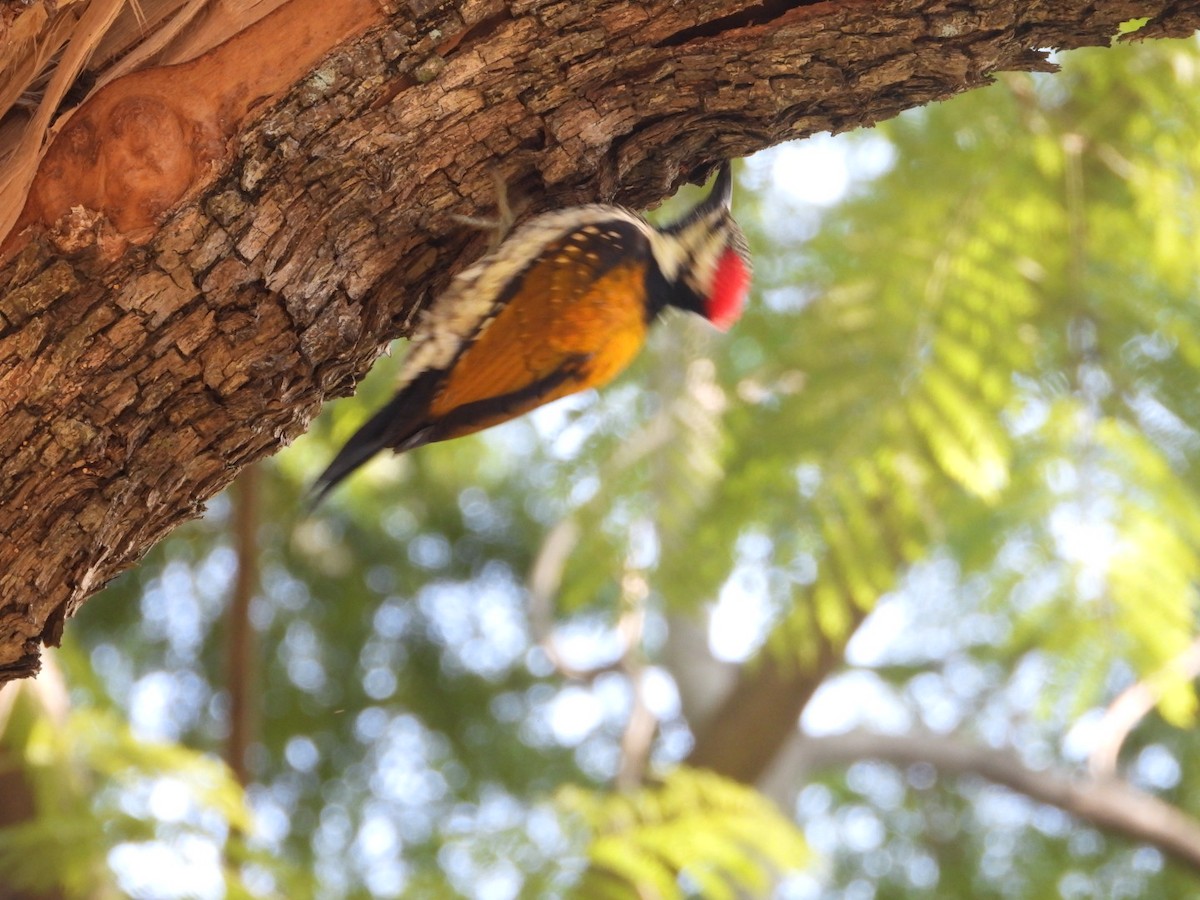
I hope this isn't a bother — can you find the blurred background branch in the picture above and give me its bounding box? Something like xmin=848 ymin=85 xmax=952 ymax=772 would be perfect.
xmin=226 ymin=466 xmax=261 ymax=787
xmin=785 ymin=728 xmax=1200 ymax=874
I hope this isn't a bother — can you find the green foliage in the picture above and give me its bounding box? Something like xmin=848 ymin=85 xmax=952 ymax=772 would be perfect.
xmin=653 ymin=38 xmax=1200 ymax=713
xmin=561 ymin=768 xmax=806 ymax=898
xmin=0 ymin=672 xmax=291 ymax=898
xmin=1116 ymin=18 xmax=1151 ymax=38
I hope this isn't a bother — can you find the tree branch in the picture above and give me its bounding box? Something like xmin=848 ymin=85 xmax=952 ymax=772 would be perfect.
xmin=225 ymin=465 xmax=260 ymax=787
xmin=1089 ymin=634 xmax=1200 ymax=779
xmin=685 ymin=611 xmax=862 ymax=784
xmin=784 ymin=728 xmax=1200 ymax=875
xmin=615 ymin=588 xmax=654 ymax=791
xmin=4 ymin=0 xmax=1200 ymax=680
xmin=0 ymin=661 xmax=69 ymax=900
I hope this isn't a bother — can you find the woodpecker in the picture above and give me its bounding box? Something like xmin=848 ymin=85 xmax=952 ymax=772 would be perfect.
xmin=309 ymin=162 xmax=751 ymax=506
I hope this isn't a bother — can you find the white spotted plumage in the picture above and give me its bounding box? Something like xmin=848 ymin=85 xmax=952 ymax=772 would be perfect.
xmin=397 ymin=204 xmax=655 ymax=391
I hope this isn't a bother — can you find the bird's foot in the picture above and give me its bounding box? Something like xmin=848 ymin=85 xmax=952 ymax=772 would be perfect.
xmin=452 ymin=169 xmax=526 ymax=250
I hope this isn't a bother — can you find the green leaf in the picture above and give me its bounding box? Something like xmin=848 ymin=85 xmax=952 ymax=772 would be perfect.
xmin=561 ymin=768 xmax=807 ymax=899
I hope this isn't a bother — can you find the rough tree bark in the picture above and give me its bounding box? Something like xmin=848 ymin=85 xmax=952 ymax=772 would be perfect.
xmin=1 ymin=0 xmax=1198 ymax=685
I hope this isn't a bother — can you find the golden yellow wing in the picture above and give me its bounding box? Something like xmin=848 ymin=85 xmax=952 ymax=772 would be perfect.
xmin=425 ymin=222 xmax=655 ymax=441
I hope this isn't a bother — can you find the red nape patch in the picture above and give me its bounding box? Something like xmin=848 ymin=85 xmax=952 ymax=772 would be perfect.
xmin=707 ymin=249 xmax=750 ymax=331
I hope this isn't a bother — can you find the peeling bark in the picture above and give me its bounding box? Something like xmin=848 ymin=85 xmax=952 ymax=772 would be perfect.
xmin=2 ymin=0 xmax=1199 ymax=681
xmin=3 ymin=0 xmax=382 ymax=250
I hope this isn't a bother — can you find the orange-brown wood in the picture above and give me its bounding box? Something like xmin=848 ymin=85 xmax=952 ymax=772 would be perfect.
xmin=3 ymin=0 xmax=383 ymax=257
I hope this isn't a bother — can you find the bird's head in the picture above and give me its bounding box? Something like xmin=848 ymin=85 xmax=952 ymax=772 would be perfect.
xmin=650 ymin=162 xmax=753 ymax=331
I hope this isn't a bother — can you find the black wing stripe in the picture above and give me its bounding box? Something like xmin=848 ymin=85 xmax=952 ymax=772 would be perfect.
xmin=428 ymin=354 xmax=592 ymax=442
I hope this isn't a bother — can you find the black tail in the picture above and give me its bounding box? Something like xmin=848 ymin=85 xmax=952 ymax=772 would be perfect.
xmin=305 ymin=392 xmax=430 ymax=511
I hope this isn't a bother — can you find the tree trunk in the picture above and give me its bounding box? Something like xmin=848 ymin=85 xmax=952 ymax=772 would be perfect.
xmin=1 ymin=0 xmax=1198 ymax=682
xmin=0 ymin=662 xmax=70 ymax=899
